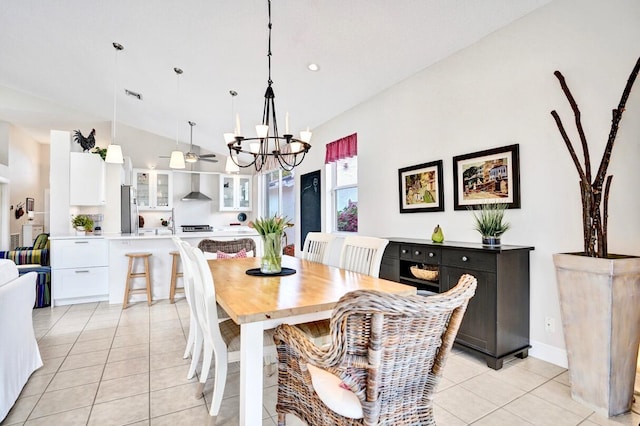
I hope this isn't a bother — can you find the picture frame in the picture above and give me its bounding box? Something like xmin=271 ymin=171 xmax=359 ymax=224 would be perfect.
xmin=398 ymin=160 xmax=444 ymax=213
xmin=452 ymin=143 xmax=520 ymax=210
xmin=25 ymin=197 xmax=35 ymax=213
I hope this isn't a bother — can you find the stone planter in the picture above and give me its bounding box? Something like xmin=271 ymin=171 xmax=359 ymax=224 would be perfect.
xmin=553 ymin=253 xmax=640 ymax=417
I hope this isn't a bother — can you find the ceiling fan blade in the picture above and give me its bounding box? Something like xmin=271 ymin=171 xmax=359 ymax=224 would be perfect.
xmin=198 ymin=154 xmax=217 ymax=159
xmin=158 ymin=155 xmax=171 ymax=159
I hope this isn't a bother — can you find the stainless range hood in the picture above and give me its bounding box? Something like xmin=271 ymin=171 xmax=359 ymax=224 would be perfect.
xmin=181 ymin=173 xmax=212 ymax=201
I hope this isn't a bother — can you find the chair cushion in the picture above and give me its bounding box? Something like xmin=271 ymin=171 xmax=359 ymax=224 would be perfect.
xmin=215 ymin=249 xmax=250 ymax=259
xmin=306 ymin=364 xmax=363 ymax=419
xmin=33 ymin=233 xmax=49 ymax=250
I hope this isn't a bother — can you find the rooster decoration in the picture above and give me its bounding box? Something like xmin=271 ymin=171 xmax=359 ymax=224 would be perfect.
xmin=73 ymin=128 xmax=96 ymax=152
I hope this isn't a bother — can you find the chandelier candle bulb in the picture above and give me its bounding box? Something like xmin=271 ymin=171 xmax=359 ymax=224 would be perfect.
xmin=256 ymin=124 xmax=269 ymax=138
xmin=300 ymin=127 xmax=312 ymax=143
xmin=290 ymin=142 xmax=302 ymax=154
xmin=235 ymin=114 xmax=241 ymax=135
xmin=224 ymin=133 xmax=236 ymax=144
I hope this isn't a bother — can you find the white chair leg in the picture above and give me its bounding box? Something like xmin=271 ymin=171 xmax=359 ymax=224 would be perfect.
xmin=188 ymin=328 xmax=203 ymax=380
xmin=183 ymin=316 xmax=196 ymax=359
xmin=200 ymin=343 xmax=213 ymax=386
xmin=209 ymin=350 xmax=228 ymax=416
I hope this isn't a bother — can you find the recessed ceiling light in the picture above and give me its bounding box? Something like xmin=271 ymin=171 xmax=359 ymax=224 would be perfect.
xmin=307 ymin=63 xmax=320 ymax=72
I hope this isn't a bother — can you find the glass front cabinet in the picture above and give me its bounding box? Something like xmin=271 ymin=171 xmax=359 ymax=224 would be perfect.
xmin=134 ymin=169 xmax=173 ymax=210
xmin=220 ymin=174 xmax=252 ymax=211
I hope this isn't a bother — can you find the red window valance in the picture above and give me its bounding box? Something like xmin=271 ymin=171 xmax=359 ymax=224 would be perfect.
xmin=325 ymin=133 xmax=357 ymax=164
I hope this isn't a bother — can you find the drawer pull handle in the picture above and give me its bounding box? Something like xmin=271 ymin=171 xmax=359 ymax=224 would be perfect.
xmin=461 ymin=256 xmax=468 ymax=262
xmin=414 ymin=251 xmax=421 ymax=256
xmin=75 ymin=270 xmax=90 ymax=274
xmin=428 ymin=252 xmax=435 ymax=258
xmin=74 ymin=241 xmax=89 ymax=244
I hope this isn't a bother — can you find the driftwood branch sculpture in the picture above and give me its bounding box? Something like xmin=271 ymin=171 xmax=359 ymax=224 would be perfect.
xmin=551 ymin=57 xmax=640 ymax=257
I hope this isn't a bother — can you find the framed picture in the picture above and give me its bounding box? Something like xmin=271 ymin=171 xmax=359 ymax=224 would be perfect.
xmin=452 ymin=144 xmax=520 ymax=210
xmin=26 ymin=197 xmax=35 ymax=213
xmin=398 ymin=160 xmax=444 ymax=213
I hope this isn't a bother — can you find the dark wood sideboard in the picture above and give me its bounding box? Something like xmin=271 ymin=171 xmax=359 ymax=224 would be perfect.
xmin=380 ymin=238 xmax=534 ymax=370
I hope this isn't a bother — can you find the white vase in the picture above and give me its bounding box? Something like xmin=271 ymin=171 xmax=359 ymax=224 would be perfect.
xmin=554 ymin=253 xmax=640 ymax=417
xmin=76 ymin=226 xmax=85 ymax=236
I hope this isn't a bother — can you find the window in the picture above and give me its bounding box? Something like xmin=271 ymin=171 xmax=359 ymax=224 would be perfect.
xmin=262 ymin=169 xmax=295 ymax=242
xmin=325 ymin=133 xmax=358 ymax=232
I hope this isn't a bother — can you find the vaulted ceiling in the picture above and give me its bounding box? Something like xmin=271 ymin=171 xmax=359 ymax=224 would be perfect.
xmin=0 ymin=0 xmax=551 ymax=155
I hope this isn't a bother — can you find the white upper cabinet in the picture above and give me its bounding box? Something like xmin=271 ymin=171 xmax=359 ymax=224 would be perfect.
xmin=69 ymin=152 xmax=105 ymax=206
xmin=134 ymin=169 xmax=173 ymax=210
xmin=220 ymin=174 xmax=252 ymax=211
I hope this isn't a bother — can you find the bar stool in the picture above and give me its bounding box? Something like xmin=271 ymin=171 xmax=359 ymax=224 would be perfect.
xmin=169 ymin=250 xmax=184 ymax=303
xmin=123 ymin=252 xmax=152 ymax=309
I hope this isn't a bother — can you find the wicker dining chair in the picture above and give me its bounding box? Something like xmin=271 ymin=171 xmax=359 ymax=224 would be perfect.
xmin=301 ymin=232 xmax=336 ymax=264
xmin=197 ymin=238 xmax=256 ymax=256
xmin=273 ymin=273 xmax=477 ymax=425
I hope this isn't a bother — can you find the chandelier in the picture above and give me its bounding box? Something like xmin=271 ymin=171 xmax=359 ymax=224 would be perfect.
xmin=225 ymin=0 xmax=311 ymax=172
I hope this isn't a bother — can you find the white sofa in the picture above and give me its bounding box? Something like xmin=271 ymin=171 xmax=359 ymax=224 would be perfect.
xmin=0 ymin=259 xmax=42 ymax=421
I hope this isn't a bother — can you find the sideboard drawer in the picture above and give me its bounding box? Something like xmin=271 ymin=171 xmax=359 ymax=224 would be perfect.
xmin=442 ymin=249 xmax=496 ymax=272
xmin=400 ymin=245 xmax=440 ymax=264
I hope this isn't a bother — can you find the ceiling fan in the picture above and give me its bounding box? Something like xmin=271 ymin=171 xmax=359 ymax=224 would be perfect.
xmin=160 ymin=121 xmax=218 ymax=164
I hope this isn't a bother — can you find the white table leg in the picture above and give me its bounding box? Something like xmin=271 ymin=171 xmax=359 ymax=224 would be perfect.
xmin=240 ymin=321 xmax=263 ymax=425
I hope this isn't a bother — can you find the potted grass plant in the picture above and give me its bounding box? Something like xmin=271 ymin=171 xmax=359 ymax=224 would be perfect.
xmin=551 ymin=57 xmax=640 ymax=417
xmin=470 ymin=203 xmax=510 ymax=246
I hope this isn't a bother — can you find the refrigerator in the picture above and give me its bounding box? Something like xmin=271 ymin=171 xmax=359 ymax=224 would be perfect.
xmin=121 ymin=185 xmax=139 ymax=234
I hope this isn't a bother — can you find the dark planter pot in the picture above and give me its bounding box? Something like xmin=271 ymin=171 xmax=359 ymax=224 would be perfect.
xmin=553 ymin=253 xmax=640 ymax=417
xmin=481 ymin=236 xmax=501 ymax=247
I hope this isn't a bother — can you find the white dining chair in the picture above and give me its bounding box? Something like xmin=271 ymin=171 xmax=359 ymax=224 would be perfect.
xmin=339 ymin=236 xmax=390 ymax=278
xmin=171 ymin=237 xmax=202 ymax=379
xmin=181 ymin=241 xmax=277 ymax=417
xmin=301 ymin=232 xmax=336 ymax=264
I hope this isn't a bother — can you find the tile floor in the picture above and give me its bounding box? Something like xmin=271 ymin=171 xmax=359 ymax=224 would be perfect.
xmin=2 ymin=299 xmax=640 ymax=426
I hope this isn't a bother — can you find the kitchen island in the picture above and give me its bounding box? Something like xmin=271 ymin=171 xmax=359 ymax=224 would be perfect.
xmin=50 ymin=229 xmax=261 ymax=306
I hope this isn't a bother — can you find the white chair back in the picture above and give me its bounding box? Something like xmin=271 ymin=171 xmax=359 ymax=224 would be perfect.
xmin=301 ymin=232 xmax=336 ymax=264
xmin=339 ymin=236 xmax=389 ymax=278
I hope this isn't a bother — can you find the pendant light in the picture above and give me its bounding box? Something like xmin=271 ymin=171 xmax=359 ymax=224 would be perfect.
xmin=105 ymin=42 xmax=125 ymax=164
xmin=224 ymin=90 xmax=240 ymax=173
xmin=225 ymin=0 xmax=311 ymax=172
xmin=169 ymin=67 xmax=186 ymax=169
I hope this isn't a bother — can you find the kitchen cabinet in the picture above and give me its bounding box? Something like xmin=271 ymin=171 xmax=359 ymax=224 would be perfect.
xmin=134 ymin=169 xmax=173 ymax=210
xmin=380 ymin=238 xmax=534 ymax=369
xmin=220 ymin=174 xmax=252 ymax=211
xmin=51 ymin=238 xmax=109 ymax=306
xmin=69 ymin=152 xmax=105 ymax=205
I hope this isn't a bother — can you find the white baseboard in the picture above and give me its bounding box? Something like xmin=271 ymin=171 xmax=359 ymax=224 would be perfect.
xmin=529 ymin=339 xmax=568 ymax=368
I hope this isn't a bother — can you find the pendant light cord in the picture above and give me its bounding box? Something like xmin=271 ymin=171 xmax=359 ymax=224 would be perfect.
xmin=267 ymin=0 xmax=272 ymax=86
xmin=174 ymin=68 xmax=183 ymax=147
xmin=112 ymin=42 xmax=123 ymax=143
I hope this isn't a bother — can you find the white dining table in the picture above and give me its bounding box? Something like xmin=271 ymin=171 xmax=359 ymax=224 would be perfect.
xmin=208 ymin=255 xmax=417 ymax=425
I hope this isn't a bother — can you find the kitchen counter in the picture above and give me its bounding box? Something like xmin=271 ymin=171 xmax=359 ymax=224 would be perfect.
xmin=50 ymin=228 xmax=262 ymax=305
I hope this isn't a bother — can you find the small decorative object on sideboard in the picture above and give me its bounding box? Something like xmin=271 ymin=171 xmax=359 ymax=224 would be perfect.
xmin=470 ymin=202 xmax=510 ymax=246
xmin=431 ymin=224 xmax=444 ymax=243
xmin=71 ymin=215 xmax=94 ymax=236
xmin=92 ymin=146 xmax=107 ymax=161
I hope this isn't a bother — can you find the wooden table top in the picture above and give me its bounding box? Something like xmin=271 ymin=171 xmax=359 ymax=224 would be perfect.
xmin=208 ymin=255 xmax=417 ymax=324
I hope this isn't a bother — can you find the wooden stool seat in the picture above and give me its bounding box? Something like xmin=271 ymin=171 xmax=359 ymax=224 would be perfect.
xmin=169 ymin=251 xmax=185 ymax=303
xmin=123 ymin=252 xmax=152 ymax=309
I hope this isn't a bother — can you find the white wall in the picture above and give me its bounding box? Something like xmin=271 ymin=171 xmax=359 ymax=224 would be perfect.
xmin=8 ymin=125 xmax=45 ymax=236
xmin=293 ymin=0 xmax=640 ymax=366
